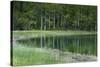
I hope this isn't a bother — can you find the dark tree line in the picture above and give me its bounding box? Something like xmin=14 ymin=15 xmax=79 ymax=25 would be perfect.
xmin=11 ymin=1 xmax=97 ymax=31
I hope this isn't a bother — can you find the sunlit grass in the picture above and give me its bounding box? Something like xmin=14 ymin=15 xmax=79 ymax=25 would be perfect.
xmin=12 ymin=30 xmax=97 ymax=66
xmin=13 ymin=45 xmax=58 ymax=66
xmin=12 ymin=30 xmax=97 ymax=40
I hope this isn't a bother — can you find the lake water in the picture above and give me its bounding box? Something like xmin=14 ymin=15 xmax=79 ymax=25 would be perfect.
xmin=16 ymin=34 xmax=97 ymax=55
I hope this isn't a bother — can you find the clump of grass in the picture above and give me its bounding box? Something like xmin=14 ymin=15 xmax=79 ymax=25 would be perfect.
xmin=13 ymin=46 xmax=58 ymax=66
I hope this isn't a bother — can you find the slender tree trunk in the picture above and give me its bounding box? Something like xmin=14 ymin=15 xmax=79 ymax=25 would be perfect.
xmin=57 ymin=14 xmax=59 ymax=29
xmin=60 ymin=14 xmax=62 ymax=30
xmin=60 ymin=14 xmax=61 ymax=30
xmin=44 ymin=10 xmax=46 ymax=30
xmin=41 ymin=10 xmax=43 ymax=30
xmin=77 ymin=8 xmax=80 ymax=30
xmin=53 ymin=10 xmax=55 ymax=29
xmin=49 ymin=15 xmax=50 ymax=30
xmin=63 ymin=16 xmax=65 ymax=30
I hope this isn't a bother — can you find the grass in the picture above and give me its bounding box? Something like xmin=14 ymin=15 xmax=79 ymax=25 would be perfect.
xmin=13 ymin=30 xmax=96 ymax=35
xmin=12 ymin=30 xmax=97 ymax=65
xmin=13 ymin=44 xmax=58 ymax=66
xmin=12 ymin=30 xmax=97 ymax=40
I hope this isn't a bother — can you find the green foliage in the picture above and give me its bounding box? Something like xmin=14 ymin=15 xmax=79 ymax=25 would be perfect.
xmin=13 ymin=45 xmax=57 ymax=66
xmin=12 ymin=1 xmax=97 ymax=31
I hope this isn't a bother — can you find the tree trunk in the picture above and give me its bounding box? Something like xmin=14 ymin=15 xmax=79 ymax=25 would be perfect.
xmin=41 ymin=9 xmax=43 ymax=30
xmin=44 ymin=10 xmax=46 ymax=30
xmin=49 ymin=15 xmax=50 ymax=30
xmin=53 ymin=10 xmax=55 ymax=29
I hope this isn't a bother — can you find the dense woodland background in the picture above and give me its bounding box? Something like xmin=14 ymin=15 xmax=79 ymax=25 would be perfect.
xmin=12 ymin=1 xmax=97 ymax=31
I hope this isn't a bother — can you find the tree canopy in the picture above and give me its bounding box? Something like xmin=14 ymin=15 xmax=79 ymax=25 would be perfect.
xmin=11 ymin=1 xmax=97 ymax=31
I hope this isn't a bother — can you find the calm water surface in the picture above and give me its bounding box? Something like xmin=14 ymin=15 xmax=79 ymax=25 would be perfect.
xmin=16 ymin=34 xmax=97 ymax=55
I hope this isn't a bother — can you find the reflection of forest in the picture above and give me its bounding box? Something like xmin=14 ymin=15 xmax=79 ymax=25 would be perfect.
xmin=12 ymin=1 xmax=97 ymax=31
xmin=17 ymin=34 xmax=97 ymax=55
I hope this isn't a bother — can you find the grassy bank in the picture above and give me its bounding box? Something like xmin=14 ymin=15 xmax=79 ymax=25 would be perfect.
xmin=12 ymin=30 xmax=97 ymax=66
xmin=13 ymin=44 xmax=97 ymax=66
xmin=12 ymin=30 xmax=97 ymax=40
xmin=13 ymin=44 xmax=58 ymax=66
xmin=13 ymin=30 xmax=96 ymax=35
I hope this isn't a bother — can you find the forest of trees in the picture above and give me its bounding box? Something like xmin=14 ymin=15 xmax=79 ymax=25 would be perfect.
xmin=11 ymin=1 xmax=97 ymax=31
